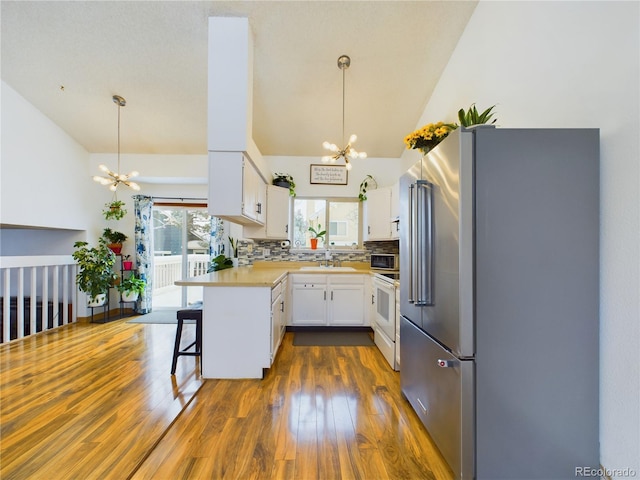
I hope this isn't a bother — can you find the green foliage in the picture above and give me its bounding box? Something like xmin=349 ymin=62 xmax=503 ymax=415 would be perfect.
xmin=117 ymin=273 xmax=146 ymax=295
xmin=208 ymin=254 xmax=234 ymax=272
xmin=228 ymin=236 xmax=238 ymax=257
xmin=103 ymin=200 xmax=127 ymax=220
xmin=358 ymin=174 xmax=377 ymax=201
xmin=457 ymin=104 xmax=497 ymax=128
xmin=102 ymin=228 xmax=128 ymax=244
xmin=72 ymin=238 xmax=118 ymax=299
xmin=273 ymin=173 xmax=296 ymax=197
xmin=308 ymin=224 xmax=326 ymax=242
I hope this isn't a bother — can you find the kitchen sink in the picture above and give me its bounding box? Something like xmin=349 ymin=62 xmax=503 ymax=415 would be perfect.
xmin=299 ymin=266 xmax=357 ymax=272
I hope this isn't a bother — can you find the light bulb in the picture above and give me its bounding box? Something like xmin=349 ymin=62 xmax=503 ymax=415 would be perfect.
xmin=128 ymin=182 xmax=141 ymax=191
xmin=349 ymin=134 xmax=357 ymax=144
xmin=109 ymin=184 xmax=118 ymax=192
xmin=359 ymin=152 xmax=368 ymax=159
xmin=322 ymin=141 xmax=331 ymax=150
xmin=99 ymin=164 xmax=109 ymax=173
xmin=321 ymin=156 xmax=331 ymax=163
xmin=129 ymin=171 xmax=139 ymax=177
xmin=345 ymin=161 xmax=352 ymax=170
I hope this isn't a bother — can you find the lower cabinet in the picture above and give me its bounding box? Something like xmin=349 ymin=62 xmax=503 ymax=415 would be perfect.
xmin=290 ymin=274 xmax=368 ymax=326
xmin=271 ymin=279 xmax=286 ymax=362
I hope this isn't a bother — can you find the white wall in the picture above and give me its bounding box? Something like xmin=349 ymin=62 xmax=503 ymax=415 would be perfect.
xmin=267 ymin=155 xmax=408 ymax=198
xmin=409 ymin=1 xmax=639 ymax=474
xmin=1 ymin=81 xmax=93 ymax=230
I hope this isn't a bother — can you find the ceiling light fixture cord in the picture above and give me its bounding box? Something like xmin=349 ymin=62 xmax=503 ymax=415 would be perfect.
xmin=93 ymin=95 xmax=140 ymax=192
xmin=321 ymin=55 xmax=366 ymax=170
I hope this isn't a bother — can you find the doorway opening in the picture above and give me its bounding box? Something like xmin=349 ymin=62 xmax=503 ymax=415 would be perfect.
xmin=152 ymin=206 xmax=212 ymax=308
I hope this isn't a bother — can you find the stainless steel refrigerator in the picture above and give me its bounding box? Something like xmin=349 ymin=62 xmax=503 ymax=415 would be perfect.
xmin=399 ymin=127 xmax=599 ymax=479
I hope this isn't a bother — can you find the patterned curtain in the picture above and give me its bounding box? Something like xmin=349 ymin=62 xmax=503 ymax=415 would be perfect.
xmin=209 ymin=217 xmax=225 ymax=258
xmin=133 ymin=195 xmax=153 ymax=314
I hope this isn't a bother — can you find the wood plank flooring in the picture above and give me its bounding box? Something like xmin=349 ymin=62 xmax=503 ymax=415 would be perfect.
xmin=1 ymin=319 xmax=453 ymax=480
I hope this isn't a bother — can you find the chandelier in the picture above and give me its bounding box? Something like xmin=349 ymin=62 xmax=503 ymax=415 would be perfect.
xmin=93 ymin=95 xmax=140 ymax=191
xmin=322 ymin=55 xmax=366 ymax=170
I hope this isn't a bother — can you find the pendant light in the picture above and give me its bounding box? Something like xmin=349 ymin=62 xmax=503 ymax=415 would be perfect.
xmin=93 ymin=95 xmax=140 ymax=191
xmin=321 ymin=55 xmax=367 ymax=170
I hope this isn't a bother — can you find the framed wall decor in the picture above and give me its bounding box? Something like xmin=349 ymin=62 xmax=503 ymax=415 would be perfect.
xmin=310 ymin=164 xmax=348 ymax=185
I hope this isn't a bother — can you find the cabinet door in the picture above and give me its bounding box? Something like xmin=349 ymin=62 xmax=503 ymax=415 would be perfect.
xmin=271 ymin=290 xmax=283 ymax=362
xmin=328 ymin=284 xmax=365 ymax=325
xmin=364 ymin=187 xmax=392 ymax=240
xmin=265 ymin=185 xmax=290 ymax=238
xmin=291 ymin=283 xmax=327 ymax=325
xmin=242 ymin=159 xmax=257 ymax=220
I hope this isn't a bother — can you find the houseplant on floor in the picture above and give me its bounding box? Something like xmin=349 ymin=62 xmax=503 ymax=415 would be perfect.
xmin=117 ymin=273 xmax=146 ymax=302
xmin=72 ymin=238 xmax=118 ymax=306
xmin=102 ymin=228 xmax=128 ymax=254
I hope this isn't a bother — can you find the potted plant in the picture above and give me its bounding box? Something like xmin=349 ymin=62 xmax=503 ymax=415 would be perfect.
xmin=207 ymin=254 xmax=234 ymax=272
xmin=457 ymin=103 xmax=497 ymax=128
xmin=102 ymin=228 xmax=128 ymax=254
xmin=404 ymin=121 xmax=458 ymax=156
xmin=358 ymin=174 xmax=377 ymax=201
xmin=273 ymin=173 xmax=296 ymax=197
xmin=308 ymin=223 xmax=326 ymax=250
xmin=117 ymin=273 xmax=146 ymax=302
xmin=72 ymin=238 xmax=118 ymax=306
xmin=122 ymin=254 xmax=133 ymax=271
xmin=228 ymin=236 xmax=239 ymax=267
xmin=103 ymin=200 xmax=127 ymax=220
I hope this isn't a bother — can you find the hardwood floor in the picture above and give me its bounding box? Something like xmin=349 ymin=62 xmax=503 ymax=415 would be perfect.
xmin=1 ymin=320 xmax=453 ymax=480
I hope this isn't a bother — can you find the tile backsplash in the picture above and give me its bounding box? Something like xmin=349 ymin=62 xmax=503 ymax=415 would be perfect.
xmin=237 ymin=239 xmax=399 ymax=266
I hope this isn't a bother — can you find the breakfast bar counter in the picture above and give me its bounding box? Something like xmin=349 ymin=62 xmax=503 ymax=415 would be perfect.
xmin=175 ymin=262 xmax=370 ymax=379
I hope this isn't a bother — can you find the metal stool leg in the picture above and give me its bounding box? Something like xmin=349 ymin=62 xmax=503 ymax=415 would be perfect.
xmin=171 ymin=318 xmax=184 ymax=375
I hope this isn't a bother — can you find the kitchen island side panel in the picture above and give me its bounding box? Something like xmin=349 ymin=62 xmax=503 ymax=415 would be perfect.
xmin=473 ymin=129 xmax=600 ymax=479
xmin=202 ymin=286 xmax=271 ymax=379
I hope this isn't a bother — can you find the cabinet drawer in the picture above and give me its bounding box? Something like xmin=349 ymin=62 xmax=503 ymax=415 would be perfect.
xmin=290 ymin=274 xmax=326 ymax=285
xmin=271 ymin=282 xmax=282 ymax=301
xmin=327 ymin=274 xmax=365 ymax=285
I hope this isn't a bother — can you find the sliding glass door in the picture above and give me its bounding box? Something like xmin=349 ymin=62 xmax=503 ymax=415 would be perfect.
xmin=152 ymin=206 xmax=211 ymax=308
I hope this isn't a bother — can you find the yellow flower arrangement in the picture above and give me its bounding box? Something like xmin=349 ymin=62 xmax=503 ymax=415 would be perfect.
xmin=404 ymin=121 xmax=458 ymax=156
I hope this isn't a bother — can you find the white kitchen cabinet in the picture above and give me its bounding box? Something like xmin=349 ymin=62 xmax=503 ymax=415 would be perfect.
xmin=328 ymin=280 xmax=366 ymax=326
xmin=390 ymin=182 xmax=400 ymax=239
xmin=290 ymin=275 xmax=327 ymax=325
xmin=244 ymin=185 xmax=290 ymax=239
xmin=364 ymin=187 xmax=392 ymax=241
xmin=290 ymin=274 xmax=367 ymax=326
xmin=208 ymin=151 xmax=266 ymax=226
xmin=271 ymin=280 xmax=285 ymax=362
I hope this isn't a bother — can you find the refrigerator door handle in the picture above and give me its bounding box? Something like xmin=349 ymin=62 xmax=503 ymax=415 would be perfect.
xmin=417 ymin=180 xmax=434 ymax=306
xmin=408 ymin=183 xmax=417 ymax=304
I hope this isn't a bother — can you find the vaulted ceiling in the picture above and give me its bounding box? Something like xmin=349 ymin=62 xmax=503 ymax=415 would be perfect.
xmin=1 ymin=1 xmax=477 ymax=159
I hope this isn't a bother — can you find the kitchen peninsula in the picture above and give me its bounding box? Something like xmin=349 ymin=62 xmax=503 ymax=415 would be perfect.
xmin=175 ymin=262 xmax=370 ymax=379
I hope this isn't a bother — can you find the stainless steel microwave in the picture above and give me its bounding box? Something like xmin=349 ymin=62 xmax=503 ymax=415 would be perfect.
xmin=370 ymin=254 xmax=399 ymax=270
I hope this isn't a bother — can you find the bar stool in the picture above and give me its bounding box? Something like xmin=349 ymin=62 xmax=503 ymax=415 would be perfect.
xmin=171 ymin=303 xmax=203 ymax=375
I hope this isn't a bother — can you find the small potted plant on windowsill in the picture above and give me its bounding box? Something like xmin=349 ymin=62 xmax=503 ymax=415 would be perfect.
xmin=102 ymin=228 xmax=128 ymax=254
xmin=308 ymin=224 xmax=326 ymax=250
xmin=117 ymin=273 xmax=146 ymax=302
xmin=273 ymin=173 xmax=296 ymax=197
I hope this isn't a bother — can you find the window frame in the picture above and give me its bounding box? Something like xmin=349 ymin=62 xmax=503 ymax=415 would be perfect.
xmin=290 ymin=196 xmax=363 ymax=250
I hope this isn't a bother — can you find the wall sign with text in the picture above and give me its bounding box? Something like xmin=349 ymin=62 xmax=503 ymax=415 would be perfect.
xmin=310 ymin=164 xmax=348 ymax=185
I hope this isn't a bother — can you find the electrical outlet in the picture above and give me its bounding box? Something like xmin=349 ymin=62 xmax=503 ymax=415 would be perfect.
xmin=247 ymin=243 xmax=253 ymax=253
xmin=263 ymin=248 xmax=270 ymax=256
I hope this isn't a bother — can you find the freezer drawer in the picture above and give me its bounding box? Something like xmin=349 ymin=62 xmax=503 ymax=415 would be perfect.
xmin=400 ymin=316 xmax=474 ymax=479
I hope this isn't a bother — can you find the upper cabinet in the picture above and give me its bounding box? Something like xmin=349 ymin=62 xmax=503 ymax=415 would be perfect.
xmin=208 ymin=151 xmax=265 ymax=226
xmin=208 ymin=17 xmax=253 ymax=152
xmin=363 ymin=183 xmax=400 ymax=241
xmin=244 ymin=185 xmax=290 ymax=239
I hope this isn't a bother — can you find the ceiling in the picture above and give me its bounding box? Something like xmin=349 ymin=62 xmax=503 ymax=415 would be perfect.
xmin=1 ymin=1 xmax=477 ymax=159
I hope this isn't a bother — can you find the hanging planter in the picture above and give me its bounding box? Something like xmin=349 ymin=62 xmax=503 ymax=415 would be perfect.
xmin=103 ymin=200 xmax=127 ymax=220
